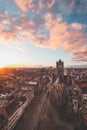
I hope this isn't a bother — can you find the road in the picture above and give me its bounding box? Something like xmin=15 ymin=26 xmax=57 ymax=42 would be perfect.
xmin=14 ymin=92 xmax=48 ymax=130
xmin=14 ymin=86 xmax=81 ymax=130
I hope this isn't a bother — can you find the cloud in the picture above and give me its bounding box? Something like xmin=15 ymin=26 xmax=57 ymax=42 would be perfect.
xmin=44 ymin=13 xmax=67 ymax=48
xmin=14 ymin=0 xmax=75 ymax=15
xmin=0 ymin=30 xmax=16 ymax=41
xmin=54 ymin=0 xmax=75 ymax=15
xmin=64 ymin=31 xmax=87 ymax=52
xmin=71 ymin=23 xmax=86 ymax=30
xmin=72 ymin=47 xmax=87 ymax=62
xmin=14 ymin=0 xmax=35 ymax=12
xmin=38 ymin=0 xmax=56 ymax=9
xmin=75 ymin=0 xmax=87 ymax=14
xmin=47 ymin=0 xmax=56 ymax=9
xmin=0 ymin=11 xmax=87 ymax=61
xmin=0 ymin=0 xmax=87 ymax=63
xmin=0 ymin=24 xmax=3 ymax=31
xmin=14 ymin=0 xmax=56 ymax=12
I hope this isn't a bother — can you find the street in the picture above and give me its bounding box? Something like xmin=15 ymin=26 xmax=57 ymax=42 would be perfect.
xmin=14 ymin=92 xmax=47 ymax=130
xmin=14 ymin=88 xmax=81 ymax=130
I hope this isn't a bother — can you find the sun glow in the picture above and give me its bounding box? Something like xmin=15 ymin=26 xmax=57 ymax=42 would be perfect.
xmin=0 ymin=63 xmax=6 ymax=68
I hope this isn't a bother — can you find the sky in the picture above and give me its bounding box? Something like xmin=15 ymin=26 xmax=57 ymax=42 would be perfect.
xmin=0 ymin=0 xmax=87 ymax=67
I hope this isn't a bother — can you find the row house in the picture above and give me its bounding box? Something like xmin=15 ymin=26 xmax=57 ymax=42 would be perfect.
xmin=0 ymin=89 xmax=34 ymax=130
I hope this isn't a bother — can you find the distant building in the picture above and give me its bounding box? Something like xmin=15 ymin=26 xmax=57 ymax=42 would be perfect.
xmin=79 ymin=82 xmax=87 ymax=101
xmin=28 ymin=81 xmax=40 ymax=94
xmin=56 ymin=59 xmax=64 ymax=82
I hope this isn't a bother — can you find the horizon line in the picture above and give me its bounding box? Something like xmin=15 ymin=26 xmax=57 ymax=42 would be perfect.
xmin=1 ymin=64 xmax=87 ymax=69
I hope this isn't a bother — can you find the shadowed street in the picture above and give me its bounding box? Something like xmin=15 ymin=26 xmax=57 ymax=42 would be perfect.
xmin=14 ymin=88 xmax=81 ymax=130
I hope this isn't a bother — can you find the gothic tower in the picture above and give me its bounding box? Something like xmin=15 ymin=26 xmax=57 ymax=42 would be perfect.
xmin=56 ymin=59 xmax=64 ymax=82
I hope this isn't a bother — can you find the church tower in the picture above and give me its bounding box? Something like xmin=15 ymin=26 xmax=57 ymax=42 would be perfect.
xmin=56 ymin=59 xmax=64 ymax=82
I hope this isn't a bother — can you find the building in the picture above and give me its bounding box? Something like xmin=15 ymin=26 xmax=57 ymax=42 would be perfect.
xmin=56 ymin=59 xmax=64 ymax=83
xmin=0 ymin=93 xmax=12 ymax=106
xmin=0 ymin=106 xmax=8 ymax=130
xmin=0 ymin=88 xmax=34 ymax=130
xmin=79 ymin=81 xmax=87 ymax=102
xmin=28 ymin=81 xmax=40 ymax=94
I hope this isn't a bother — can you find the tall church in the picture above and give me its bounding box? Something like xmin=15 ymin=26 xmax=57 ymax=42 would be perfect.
xmin=56 ymin=59 xmax=64 ymax=83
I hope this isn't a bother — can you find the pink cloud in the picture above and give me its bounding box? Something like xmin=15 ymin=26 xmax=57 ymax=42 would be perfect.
xmin=73 ymin=47 xmax=87 ymax=58
xmin=14 ymin=0 xmax=35 ymax=12
xmin=39 ymin=0 xmax=45 ymax=10
xmin=0 ymin=30 xmax=16 ymax=41
xmin=48 ymin=21 xmax=67 ymax=48
xmin=0 ymin=24 xmax=3 ymax=31
xmin=0 ymin=3 xmax=87 ymax=63
xmin=44 ymin=14 xmax=87 ymax=62
xmin=1 ymin=13 xmax=87 ymax=57
xmin=64 ymin=31 xmax=87 ymax=52
xmin=14 ymin=0 xmax=55 ymax=13
xmin=44 ymin=13 xmax=87 ymax=51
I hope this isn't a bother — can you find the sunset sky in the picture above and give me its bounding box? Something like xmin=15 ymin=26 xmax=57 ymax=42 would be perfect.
xmin=0 ymin=0 xmax=87 ymax=67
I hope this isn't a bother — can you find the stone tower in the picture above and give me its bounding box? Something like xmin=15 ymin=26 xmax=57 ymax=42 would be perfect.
xmin=56 ymin=59 xmax=64 ymax=82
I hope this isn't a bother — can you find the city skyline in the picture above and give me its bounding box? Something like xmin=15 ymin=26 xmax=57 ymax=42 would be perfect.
xmin=0 ymin=0 xmax=87 ymax=67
